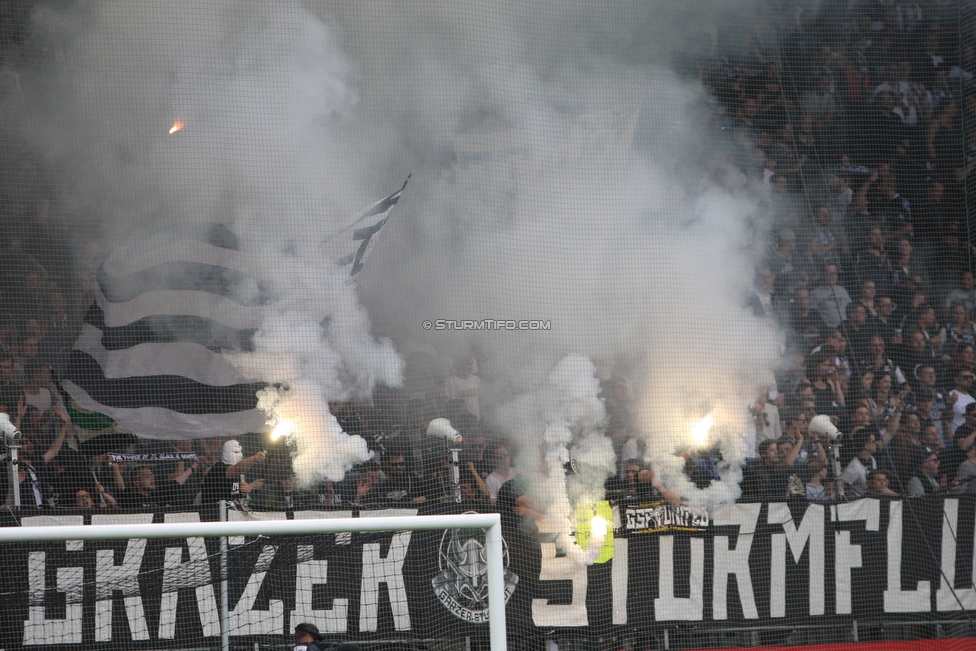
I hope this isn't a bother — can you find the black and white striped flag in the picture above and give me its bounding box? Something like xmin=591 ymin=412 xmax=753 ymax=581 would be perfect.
xmin=329 ymin=176 xmax=409 ymax=277
xmin=61 ymin=224 xmax=270 ymax=440
xmin=61 ymin=177 xmax=409 ymax=441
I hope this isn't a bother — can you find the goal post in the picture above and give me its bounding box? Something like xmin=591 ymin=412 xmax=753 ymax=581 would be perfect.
xmin=0 ymin=511 xmax=508 ymax=651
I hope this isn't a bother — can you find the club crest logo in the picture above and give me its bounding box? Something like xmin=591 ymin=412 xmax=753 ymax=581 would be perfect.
xmin=431 ymin=526 xmax=518 ymax=622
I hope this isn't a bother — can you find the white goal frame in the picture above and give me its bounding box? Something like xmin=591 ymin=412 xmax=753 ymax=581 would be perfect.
xmin=0 ymin=512 xmax=508 ymax=651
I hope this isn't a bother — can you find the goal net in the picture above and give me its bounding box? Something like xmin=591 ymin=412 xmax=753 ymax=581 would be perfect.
xmin=0 ymin=509 xmax=508 ymax=651
xmin=4 ymin=0 xmax=976 ymax=650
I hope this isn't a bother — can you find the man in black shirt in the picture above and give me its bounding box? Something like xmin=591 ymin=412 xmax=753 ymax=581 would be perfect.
xmin=117 ymin=463 xmax=195 ymax=510
xmin=378 ymin=453 xmax=424 ymax=503
xmin=606 ymin=459 xmax=680 ymax=506
xmin=742 ymin=434 xmax=804 ymax=501
xmin=200 ymin=439 xmax=266 ymax=505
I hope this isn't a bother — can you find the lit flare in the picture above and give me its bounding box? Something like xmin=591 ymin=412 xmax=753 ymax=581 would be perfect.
xmin=271 ymin=418 xmax=296 ymax=441
xmin=168 ymin=121 xmax=184 ymax=134
xmin=690 ymin=415 xmax=713 ymax=447
xmin=590 ymin=515 xmax=608 ymax=541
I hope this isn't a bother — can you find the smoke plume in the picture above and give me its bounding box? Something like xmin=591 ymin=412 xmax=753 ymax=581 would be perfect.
xmin=19 ymin=0 xmax=404 ymax=484
xmin=16 ymin=0 xmax=781 ymax=500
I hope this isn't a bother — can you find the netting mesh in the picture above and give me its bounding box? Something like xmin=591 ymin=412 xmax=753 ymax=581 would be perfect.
xmin=4 ymin=0 xmax=976 ymax=649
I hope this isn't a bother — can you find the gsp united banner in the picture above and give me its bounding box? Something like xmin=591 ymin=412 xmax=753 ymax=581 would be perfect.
xmin=1 ymin=498 xmax=975 ymax=649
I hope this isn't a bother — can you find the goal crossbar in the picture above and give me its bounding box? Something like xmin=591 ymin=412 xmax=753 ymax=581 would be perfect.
xmin=0 ymin=512 xmax=508 ymax=651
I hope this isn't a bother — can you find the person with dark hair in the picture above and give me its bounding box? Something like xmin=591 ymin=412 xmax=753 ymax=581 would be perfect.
xmin=897 ymin=330 xmax=934 ymax=372
xmin=257 ymin=470 xmax=316 ymax=511
xmin=916 ymin=363 xmax=940 ymax=391
xmin=742 ymin=431 xmax=804 ymax=501
xmin=915 ymin=305 xmax=944 ymax=358
xmin=73 ymin=483 xmax=116 ymax=509
xmin=776 ymin=433 xmax=807 ymax=497
xmin=378 ymin=452 xmax=425 ymax=503
xmin=785 ymin=406 xmax=826 ymax=473
xmin=807 ymin=351 xmax=846 ymax=415
xmin=888 ymin=408 xmax=924 ymax=490
xmin=486 ymin=444 xmax=516 ymax=504
xmin=867 ymin=470 xmax=899 ymax=496
xmin=805 ymin=462 xmax=834 ymax=502
xmin=336 ymin=460 xmax=381 ymax=506
xmin=814 ymin=329 xmax=853 ymax=387
xmin=915 ymin=388 xmax=945 ymax=442
xmin=293 ymin=623 xmax=325 ymax=651
xmin=843 ymin=303 xmax=873 ymax=360
xmin=461 ymin=432 xmax=491 ymax=478
xmin=906 ymin=448 xmax=942 ymax=496
xmin=952 ymin=345 xmax=976 ymax=375
xmin=117 ymin=462 xmax=195 ymax=510
xmin=840 ymin=428 xmax=880 ymax=498
xmin=607 ymin=459 xmax=681 ymax=506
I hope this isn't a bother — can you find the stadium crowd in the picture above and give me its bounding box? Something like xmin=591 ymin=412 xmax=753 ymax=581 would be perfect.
xmin=5 ymin=0 xmax=976 ymax=514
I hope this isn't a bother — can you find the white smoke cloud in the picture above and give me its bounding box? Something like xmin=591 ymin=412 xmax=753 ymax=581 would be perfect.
xmin=364 ymin=93 xmax=782 ymax=505
xmin=347 ymin=5 xmax=783 ymax=505
xmin=19 ymin=0 xmax=403 ymax=484
xmin=238 ymin=251 xmax=402 ymax=485
xmin=17 ymin=0 xmax=781 ymax=500
xmin=495 ymin=355 xmax=615 ymax=561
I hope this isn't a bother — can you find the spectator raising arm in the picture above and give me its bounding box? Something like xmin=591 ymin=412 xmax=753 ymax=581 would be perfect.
xmin=94 ymin=482 xmax=117 ymax=508
xmin=40 ymin=404 xmax=73 ymax=464
xmin=224 ymin=449 xmax=266 ymax=478
xmin=467 ymin=461 xmax=490 ymax=497
xmin=172 ymin=460 xmax=200 ymax=486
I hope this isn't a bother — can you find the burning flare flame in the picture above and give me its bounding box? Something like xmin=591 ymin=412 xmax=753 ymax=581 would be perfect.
xmin=271 ymin=418 xmax=297 ymax=441
xmin=590 ymin=515 xmax=608 ymax=541
xmin=168 ymin=121 xmax=184 ymax=134
xmin=690 ymin=415 xmax=714 ymax=447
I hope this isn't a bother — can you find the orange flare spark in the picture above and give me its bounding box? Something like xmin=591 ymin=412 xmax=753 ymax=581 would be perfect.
xmin=168 ymin=121 xmax=184 ymax=134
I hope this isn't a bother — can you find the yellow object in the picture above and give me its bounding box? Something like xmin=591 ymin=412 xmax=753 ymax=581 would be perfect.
xmin=575 ymin=500 xmax=614 ymax=564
